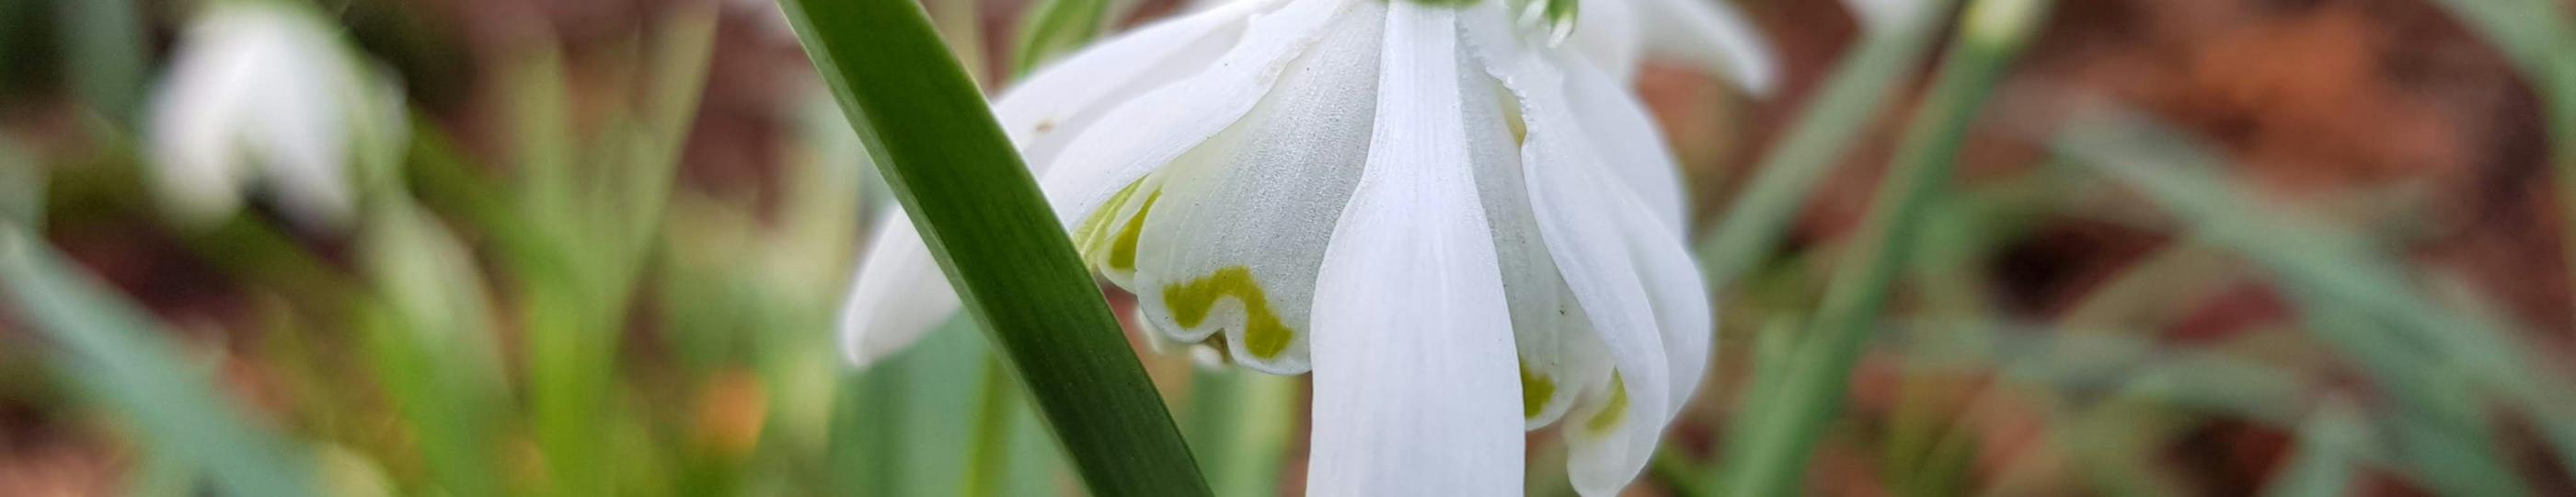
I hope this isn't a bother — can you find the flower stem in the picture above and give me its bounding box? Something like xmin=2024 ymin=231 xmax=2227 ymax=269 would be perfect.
xmin=1013 ymin=0 xmax=1109 ymax=75
xmin=0 ymin=227 xmax=317 ymax=497
xmin=1711 ymin=0 xmax=2051 ymax=494
xmin=960 ymin=355 xmax=1019 ymax=497
xmin=1692 ymin=0 xmax=1963 ymax=286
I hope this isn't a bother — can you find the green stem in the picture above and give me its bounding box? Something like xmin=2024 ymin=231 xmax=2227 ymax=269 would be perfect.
xmin=960 ymin=356 xmax=1018 ymax=497
xmin=1189 ymin=370 xmax=1295 ymax=497
xmin=56 ymin=0 xmax=144 ymax=124
xmin=774 ymin=0 xmax=1209 ymax=493
xmin=1693 ymin=0 xmax=1963 ymax=285
xmin=0 ymin=227 xmax=317 ymax=497
xmin=1712 ymin=1 xmax=2051 ymax=494
xmin=2548 ymin=50 xmax=2576 ymax=333
xmin=1011 ymin=0 xmax=1108 ymax=75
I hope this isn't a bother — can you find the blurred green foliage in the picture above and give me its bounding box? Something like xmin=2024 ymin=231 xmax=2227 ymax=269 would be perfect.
xmin=2 ymin=0 xmax=2573 ymax=495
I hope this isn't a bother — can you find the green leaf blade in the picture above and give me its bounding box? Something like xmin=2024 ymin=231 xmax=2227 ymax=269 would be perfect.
xmin=0 ymin=227 xmax=318 ymax=497
xmin=772 ymin=0 xmax=1210 ymax=494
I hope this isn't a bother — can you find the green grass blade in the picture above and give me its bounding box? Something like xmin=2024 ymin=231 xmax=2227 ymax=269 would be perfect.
xmin=55 ymin=0 xmax=144 ymax=123
xmin=1694 ymin=0 xmax=1961 ymax=285
xmin=961 ymin=356 xmax=1021 ymax=497
xmin=2050 ymin=112 xmax=2544 ymax=496
xmin=2260 ymin=399 xmax=2370 ymax=497
xmin=773 ymin=0 xmax=1210 ymax=493
xmin=0 ymin=138 xmax=39 ymax=227
xmin=614 ymin=3 xmax=719 ymax=254
xmin=1184 ymin=368 xmax=1297 ymax=497
xmin=0 ymin=226 xmax=316 ymax=497
xmin=830 ymin=358 xmax=913 ymax=497
xmin=358 ymin=198 xmax=508 ymax=497
xmin=2421 ymin=0 xmax=2576 ymax=331
xmin=1714 ymin=1 xmax=2053 ymax=494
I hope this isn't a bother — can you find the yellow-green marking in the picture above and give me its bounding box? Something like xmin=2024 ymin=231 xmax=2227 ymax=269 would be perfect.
xmin=1163 ymin=266 xmax=1294 ymax=360
xmin=1108 ymin=191 xmax=1160 ymax=271
xmin=1520 ymin=361 xmax=1557 ymax=420
xmin=1585 ymin=372 xmax=1628 ymax=433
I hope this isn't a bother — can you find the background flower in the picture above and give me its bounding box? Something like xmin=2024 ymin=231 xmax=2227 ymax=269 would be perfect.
xmin=144 ymin=0 xmax=408 ymax=230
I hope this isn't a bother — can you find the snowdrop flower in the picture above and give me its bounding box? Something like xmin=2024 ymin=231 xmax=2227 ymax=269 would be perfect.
xmin=844 ymin=0 xmax=1730 ymax=492
xmin=146 ymin=0 xmax=408 ymax=229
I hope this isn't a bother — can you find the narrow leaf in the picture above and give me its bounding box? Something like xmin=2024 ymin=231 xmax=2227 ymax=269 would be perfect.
xmin=1695 ymin=0 xmax=1962 ymax=285
xmin=773 ymin=0 xmax=1210 ymax=493
xmin=1011 ymin=0 xmax=1109 ymax=75
xmin=1715 ymin=0 xmax=2053 ymax=493
xmin=0 ymin=226 xmax=316 ymax=497
xmin=2051 ymin=112 xmax=2548 ymax=496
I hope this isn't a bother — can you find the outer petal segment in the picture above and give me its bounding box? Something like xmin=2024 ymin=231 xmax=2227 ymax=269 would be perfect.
xmin=835 ymin=0 xmax=1335 ymax=367
xmin=1466 ymin=15 xmax=1680 ymax=496
xmin=1038 ymin=0 xmax=1359 ymax=233
xmin=1561 ymin=57 xmax=1689 ymax=233
xmin=995 ymin=0 xmax=1267 ymax=168
xmin=837 ymin=215 xmax=960 ymax=366
xmin=1121 ymin=1 xmax=1387 ymax=375
xmin=1306 ymin=6 xmax=1523 ymax=495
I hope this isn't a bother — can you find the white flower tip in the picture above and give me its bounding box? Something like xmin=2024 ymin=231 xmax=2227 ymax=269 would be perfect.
xmin=835 ymin=214 xmax=963 ymax=369
xmin=1647 ymin=0 xmax=1780 ymax=97
xmin=835 ymin=285 xmax=947 ymax=370
xmin=835 ymin=309 xmax=902 ymax=368
xmin=835 ymin=280 xmax=956 ymax=368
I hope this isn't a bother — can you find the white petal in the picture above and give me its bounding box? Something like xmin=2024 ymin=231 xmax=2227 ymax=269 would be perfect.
xmin=147 ymin=29 xmax=259 ymax=226
xmin=1457 ymin=58 xmax=1587 ymax=428
xmin=1636 ymin=0 xmax=1778 ymax=95
xmin=995 ymin=0 xmax=1271 ymax=169
xmin=1617 ymin=185 xmax=1714 ymax=422
xmin=836 ymin=214 xmax=963 ymax=367
xmin=1466 ymin=15 xmax=1672 ymax=495
xmin=1306 ymin=6 xmax=1522 ymax=495
xmin=1121 ymin=0 xmax=1386 ymax=375
xmin=247 ymin=6 xmax=362 ymax=228
xmin=1561 ymin=55 xmax=1687 ymax=233
xmin=1036 ymin=0 xmax=1356 ymax=231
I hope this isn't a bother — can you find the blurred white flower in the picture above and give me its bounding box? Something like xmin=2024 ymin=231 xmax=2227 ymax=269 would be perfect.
xmin=146 ymin=1 xmax=408 ymax=229
xmin=841 ymin=0 xmax=1727 ymax=492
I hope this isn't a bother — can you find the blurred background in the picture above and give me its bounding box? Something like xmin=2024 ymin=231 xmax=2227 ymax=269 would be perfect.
xmin=1 ymin=0 xmax=2572 ymax=495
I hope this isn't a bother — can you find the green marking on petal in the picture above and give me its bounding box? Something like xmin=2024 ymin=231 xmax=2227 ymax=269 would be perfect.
xmin=1163 ymin=266 xmax=1294 ymax=360
xmin=1074 ymin=179 xmax=1148 ymax=264
xmin=1520 ymin=360 xmax=1556 ymax=420
xmin=1108 ymin=190 xmax=1160 ymax=271
xmin=1585 ymin=372 xmax=1627 ymax=433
